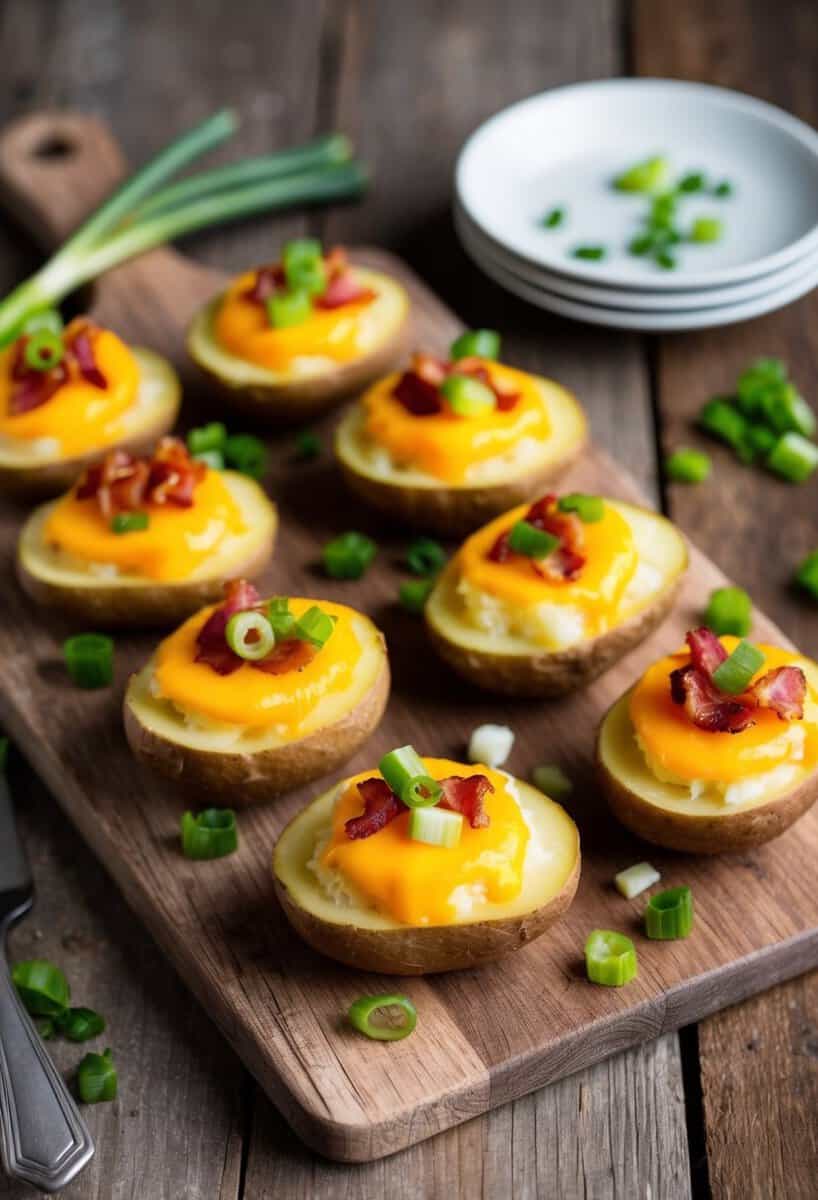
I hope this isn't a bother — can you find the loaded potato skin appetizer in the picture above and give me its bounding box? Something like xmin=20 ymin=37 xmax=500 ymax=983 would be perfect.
xmin=597 ymin=627 xmax=818 ymax=853
xmin=426 ymin=491 xmax=687 ymax=696
xmin=334 ymin=330 xmax=587 ymax=535
xmin=17 ymin=439 xmax=276 ymax=625
xmin=187 ymin=241 xmax=410 ymax=423
xmin=0 ymin=315 xmax=180 ymax=496
xmin=273 ymin=746 xmax=580 ymax=975
xmin=125 ymin=580 xmax=389 ymax=803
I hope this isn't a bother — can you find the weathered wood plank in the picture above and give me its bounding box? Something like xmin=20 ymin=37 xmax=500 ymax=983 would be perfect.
xmin=633 ymin=1 xmax=818 ymax=1195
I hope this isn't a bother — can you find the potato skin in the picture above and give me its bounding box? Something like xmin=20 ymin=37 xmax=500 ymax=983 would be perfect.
xmin=273 ymin=847 xmax=579 ymax=975
xmin=124 ymin=656 xmax=390 ymax=805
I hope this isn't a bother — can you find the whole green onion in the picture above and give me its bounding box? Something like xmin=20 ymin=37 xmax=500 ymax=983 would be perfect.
xmin=585 ymin=930 xmax=638 ymax=987
xmin=711 ymin=640 xmax=765 ymax=694
xmin=508 ymin=520 xmax=559 ymax=559
xmin=63 ymin=633 xmax=114 ymax=689
xmin=665 ymin=449 xmax=711 ymax=484
xmin=399 ymin=578 xmax=435 ymax=614
xmin=181 ymin=809 xmax=238 ymax=860
xmin=323 ymin=531 xmax=377 ymax=579
xmin=405 ymin=537 xmax=446 ymax=576
xmin=557 ymin=493 xmax=605 ymax=522
xmin=347 ymin=994 xmax=417 ymax=1041
xmin=704 ymin=586 xmax=752 ymax=637
xmin=12 ymin=960 xmax=70 ymax=1017
xmin=224 ymin=433 xmax=268 ymax=479
xmin=77 ymin=1048 xmax=117 ymax=1104
xmin=225 ymin=610 xmax=275 ymax=660
xmin=110 ymin=511 xmax=149 ymax=534
xmin=440 ymin=374 xmax=495 ymax=417
xmin=449 ymin=329 xmax=501 ymax=361
xmin=57 ymin=1007 xmax=106 ymax=1043
xmin=645 ymin=886 xmax=693 ymax=940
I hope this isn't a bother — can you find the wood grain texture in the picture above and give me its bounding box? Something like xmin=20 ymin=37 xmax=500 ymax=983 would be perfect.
xmin=0 ymin=114 xmax=815 ymax=1165
xmin=634 ymin=1 xmax=818 ymax=1195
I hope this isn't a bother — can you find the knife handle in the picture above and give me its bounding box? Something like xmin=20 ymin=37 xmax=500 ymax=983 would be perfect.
xmin=0 ymin=948 xmax=94 ymax=1193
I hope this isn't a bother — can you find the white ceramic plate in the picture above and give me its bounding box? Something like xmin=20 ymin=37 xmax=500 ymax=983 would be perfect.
xmin=455 ymin=200 xmax=818 ymax=313
xmin=456 ymin=79 xmax=818 ymax=292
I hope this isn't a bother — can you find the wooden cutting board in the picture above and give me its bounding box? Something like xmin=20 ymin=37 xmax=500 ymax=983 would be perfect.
xmin=0 ymin=112 xmax=816 ymax=1164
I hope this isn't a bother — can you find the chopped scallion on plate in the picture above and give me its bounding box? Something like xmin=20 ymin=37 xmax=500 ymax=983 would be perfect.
xmin=323 ymin=531 xmax=377 ymax=579
xmin=704 ymin=586 xmax=752 ymax=637
xmin=665 ymin=448 xmax=711 ymax=483
xmin=585 ymin=930 xmax=638 ymax=987
xmin=181 ymin=809 xmax=239 ymax=860
xmin=347 ymin=994 xmax=417 ymax=1041
xmin=77 ymin=1048 xmax=118 ymax=1104
xmin=645 ymin=887 xmax=694 ymax=940
xmin=399 ymin=578 xmax=436 ymax=614
xmin=63 ymin=633 xmax=114 ymax=689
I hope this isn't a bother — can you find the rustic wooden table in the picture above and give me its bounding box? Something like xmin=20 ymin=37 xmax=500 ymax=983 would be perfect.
xmin=0 ymin=1 xmax=815 ymax=1196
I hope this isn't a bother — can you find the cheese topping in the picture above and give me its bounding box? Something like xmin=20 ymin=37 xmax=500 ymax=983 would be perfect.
xmin=320 ymin=759 xmax=529 ymax=926
xmin=0 ymin=328 xmax=139 ymax=456
xmin=43 ymin=469 xmax=247 ymax=581
xmin=630 ymin=638 xmax=818 ymax=784
xmin=361 ymin=361 xmax=551 ymax=483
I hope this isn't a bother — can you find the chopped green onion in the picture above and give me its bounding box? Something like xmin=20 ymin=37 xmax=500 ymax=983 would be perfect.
xmin=743 ymin=425 xmax=777 ymax=459
xmin=35 ymin=1017 xmax=56 ymax=1040
xmin=12 ymin=961 xmax=70 ymax=1017
xmin=678 ymin=172 xmax=705 ymax=193
xmin=531 ymin=764 xmax=572 ymax=800
xmin=22 ymin=309 xmax=63 ymax=336
xmin=704 ymin=586 xmax=752 ymax=637
xmin=649 ymin=192 xmax=678 ymax=229
xmin=379 ymin=745 xmax=428 ymax=798
xmin=77 ymin=1048 xmax=117 ymax=1104
xmin=557 ymin=493 xmax=605 ymax=522
xmin=282 ymin=237 xmax=322 ymax=268
xmin=767 ymin=432 xmax=818 ymax=483
xmin=267 ymin=596 xmax=296 ymax=639
xmin=110 ymin=511 xmax=150 ymax=534
xmin=282 ymin=238 xmax=326 ymax=296
xmin=192 ymin=449 xmax=224 ymax=470
xmin=224 ymin=432 xmax=267 ymax=479
xmin=613 ymin=156 xmax=670 ymax=193
xmin=711 ymin=639 xmax=765 ymax=694
xmin=294 ymin=605 xmax=336 ymax=649
xmin=690 ymin=217 xmax=723 ymax=243
xmin=713 ymin=181 xmax=733 ymax=198
xmin=0 ymin=736 xmax=8 ymax=772
xmin=449 ymin=329 xmax=502 ymax=361
xmin=24 ymin=329 xmax=63 ymax=371
xmin=585 ymin=930 xmax=638 ymax=987
xmin=698 ymin=398 xmax=748 ymax=451
xmin=347 ymin=995 xmax=417 ymax=1041
xmin=440 ymin=373 xmax=496 ymax=416
xmin=468 ymin=724 xmax=514 ymax=767
xmin=406 ymin=537 xmax=446 ymax=576
xmin=294 ymin=430 xmax=321 ymax=460
xmin=645 ymin=886 xmax=693 ymax=940
xmin=57 ymin=1007 xmax=106 ymax=1043
xmin=408 ymin=806 xmax=462 ymax=847
xmin=614 ymin=862 xmax=660 ymax=900
xmin=628 ymin=232 xmax=656 ymax=256
xmin=751 ymin=383 xmax=817 ymax=438
xmin=399 ymin=578 xmax=435 ymax=614
xmin=266 ymin=288 xmax=312 ymax=329
xmin=541 ymin=207 xmax=565 ymax=229
xmin=63 ymin=633 xmax=114 ymax=689
xmin=655 ymin=250 xmax=677 ymax=270
xmin=401 ymin=775 xmax=443 ymax=809
xmin=508 ymin=520 xmax=559 ymax=558
xmin=323 ymin=531 xmax=377 ymax=579
xmin=187 ymin=422 xmax=227 ymax=455
xmin=665 ymin=448 xmax=711 ymax=483
xmin=181 ymin=809 xmax=238 ymax=860
xmin=225 ymin=610 xmax=275 ymax=660
xmin=572 ymin=245 xmax=606 ymax=261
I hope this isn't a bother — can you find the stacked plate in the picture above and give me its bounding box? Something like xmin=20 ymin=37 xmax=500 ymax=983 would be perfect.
xmin=454 ymin=80 xmax=818 ymax=332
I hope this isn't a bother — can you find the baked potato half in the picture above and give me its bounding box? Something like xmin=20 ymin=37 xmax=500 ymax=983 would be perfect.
xmin=273 ymin=765 xmax=580 ymax=975
xmin=426 ymin=496 xmax=688 ymax=696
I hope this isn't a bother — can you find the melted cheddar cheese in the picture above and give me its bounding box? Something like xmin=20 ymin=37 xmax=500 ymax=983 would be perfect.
xmin=320 ymin=759 xmax=529 ymax=925
xmin=361 ymin=362 xmax=551 ymax=483
xmin=43 ymin=470 xmax=246 ymax=581
xmin=630 ymin=638 xmax=818 ymax=783
xmin=214 ymin=270 xmax=375 ymax=370
xmin=154 ymin=598 xmax=362 ymax=730
xmin=0 ymin=329 xmax=139 ymax=456
xmin=455 ymin=501 xmax=638 ymax=634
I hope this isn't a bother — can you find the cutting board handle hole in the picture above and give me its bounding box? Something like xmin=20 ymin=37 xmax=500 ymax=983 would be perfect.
xmin=31 ymin=134 xmax=75 ymax=160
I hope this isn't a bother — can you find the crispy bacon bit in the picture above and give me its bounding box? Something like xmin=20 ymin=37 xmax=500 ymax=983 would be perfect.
xmin=244 ymin=264 xmax=285 ymax=303
xmin=67 ymin=320 xmax=107 ymax=389
xmin=686 ymin=627 xmax=727 ymax=676
xmin=252 ymin=639 xmax=317 ymax=675
xmin=6 ymin=318 xmax=108 ymax=415
xmin=193 ymin=579 xmax=322 ymax=680
xmin=8 ymin=360 xmax=69 ymax=415
xmin=669 ymin=663 xmax=756 ymax=733
xmin=76 ymin=437 xmax=206 ymax=518
xmin=242 ymin=246 xmax=375 ymax=312
xmin=393 ymin=369 xmax=442 ymax=415
xmin=344 ymin=778 xmax=404 ymax=839
xmin=315 ymin=272 xmax=375 ymax=309
xmin=746 ymin=665 xmax=806 ymax=722
xmin=488 ymin=493 xmax=586 ymax=581
xmin=392 ymin=351 xmax=520 ymax=417
xmin=439 ymin=775 xmax=493 ymax=828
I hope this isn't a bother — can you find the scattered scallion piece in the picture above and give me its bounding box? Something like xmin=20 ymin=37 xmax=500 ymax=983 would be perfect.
xmin=406 ymin=537 xmax=446 ymax=577
xmin=585 ymin=930 xmax=638 ymax=987
xmin=323 ymin=531 xmax=377 ymax=579
xmin=572 ymin=245 xmax=606 ymax=261
xmin=614 ymin=862 xmax=660 ymax=900
xmin=294 ymin=605 xmax=336 ymax=649
xmin=294 ymin=430 xmax=321 ymax=460
xmin=656 ymin=250 xmax=677 ymax=270
xmin=63 ymin=633 xmax=114 ymax=689
xmin=224 ymin=433 xmax=268 ymax=479
xmin=649 ymin=192 xmax=678 ymax=230
xmin=690 ymin=216 xmax=723 ymax=243
xmin=399 ymin=578 xmax=435 ymax=614
xmin=613 ymin=156 xmax=670 ymax=193
xmin=468 ymin=724 xmax=514 ymax=767
xmin=531 ymin=764 xmax=572 ymax=801
xmin=266 ymin=288 xmax=312 ymax=329
xmin=628 ymin=232 xmax=656 ymax=256
xmin=181 ymin=809 xmax=238 ymax=860
xmin=267 ymin=597 xmax=295 ymax=639
xmin=24 ymin=329 xmax=63 ymax=371
xmin=401 ymin=775 xmax=444 ymax=810
xmin=665 ymin=448 xmax=711 ymax=484
xmin=698 ymin=398 xmax=748 ymax=451
xmin=557 ymin=493 xmax=605 ymax=522
xmin=795 ymin=551 xmax=818 ymax=602
xmin=704 ymin=586 xmax=752 ymax=637
xmin=408 ymin=806 xmax=463 ymax=847
xmin=110 ymin=511 xmax=150 ymax=534
xmin=35 ymin=1017 xmax=56 ymax=1040
xmin=378 ymin=746 xmax=441 ymax=809
xmin=12 ymin=961 xmax=70 ymax=1017
xmin=767 ymin=432 xmax=818 ymax=483
xmin=440 ymin=373 xmax=495 ymax=416
xmin=541 ymin=207 xmax=565 ymax=230
xmin=713 ymin=181 xmax=733 ymax=198
xmin=347 ymin=995 xmax=417 ymax=1042
xmin=77 ymin=1048 xmax=118 ymax=1104
xmin=57 ymin=1007 xmax=106 ymax=1043
xmin=711 ymin=639 xmax=765 ymax=694
xmin=744 ymin=425 xmax=777 ymax=459
xmin=645 ymin=886 xmax=693 ymax=940
xmin=282 ymin=238 xmax=326 ymax=295
xmin=187 ymin=422 xmax=227 ymax=455
xmin=225 ymin=610 xmax=275 ymax=660
xmin=508 ymin=520 xmax=559 ymax=559
xmin=449 ymin=329 xmax=501 ymax=361
xmin=678 ymin=172 xmax=705 ymax=193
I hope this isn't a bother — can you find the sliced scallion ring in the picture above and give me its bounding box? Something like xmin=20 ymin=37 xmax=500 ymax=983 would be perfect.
xmin=12 ymin=960 xmax=70 ymax=1017
xmin=294 ymin=605 xmax=336 ymax=649
xmin=408 ymin=806 xmax=462 ymax=847
xmin=347 ymin=994 xmax=417 ymax=1041
xmin=181 ymin=809 xmax=238 ymax=860
xmin=379 ymin=745 xmax=427 ymax=799
xmin=645 ymin=886 xmax=693 ymax=940
xmin=449 ymin=328 xmax=501 ymax=361
xmin=57 ymin=1006 xmax=106 ymax=1043
xmin=267 ymin=596 xmax=295 ymax=639
xmin=401 ymin=775 xmax=443 ymax=810
xmin=585 ymin=930 xmax=638 ymax=987
xmin=24 ymin=329 xmax=64 ymax=371
xmin=63 ymin=633 xmax=114 ymax=689
xmin=225 ymin=610 xmax=275 ymax=660
xmin=440 ymin=373 xmax=496 ymax=417
xmin=711 ymin=639 xmax=765 ymax=695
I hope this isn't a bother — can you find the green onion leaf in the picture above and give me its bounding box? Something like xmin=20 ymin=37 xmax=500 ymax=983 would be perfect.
xmin=57 ymin=1007 xmax=106 ymax=1043
xmin=294 ymin=430 xmax=321 ymax=460
xmin=181 ymin=809 xmax=238 ymax=860
xmin=77 ymin=1048 xmax=117 ymax=1104
xmin=399 ymin=578 xmax=435 ymax=615
xmin=408 ymin=806 xmax=462 ymax=847
xmin=540 ymin=207 xmax=565 ymax=229
xmin=266 ymin=288 xmax=312 ymax=328
xmin=585 ymin=930 xmax=638 ymax=987
xmin=572 ymin=245 xmax=606 ymax=261
xmin=767 ymin=432 xmax=818 ymax=483
xmin=63 ymin=633 xmax=114 ymax=689
xmin=440 ymin=373 xmax=496 ymax=416
xmin=12 ymin=961 xmax=70 ymax=1017
xmin=406 ymin=537 xmax=447 ymax=576
xmin=690 ymin=217 xmax=723 ymax=243
xmin=225 ymin=610 xmax=275 ymax=660
xmin=294 ymin=605 xmax=336 ymax=649
xmin=110 ymin=511 xmax=150 ymax=534
xmin=224 ymin=433 xmax=268 ymax=479
xmin=187 ymin=422 xmax=227 ymax=455
xmin=704 ymin=586 xmax=752 ymax=637
xmin=347 ymin=994 xmax=417 ymax=1041
xmin=267 ymin=596 xmax=296 ymax=639
xmin=323 ymin=531 xmax=377 ymax=579
xmin=557 ymin=493 xmax=605 ymax=522
xmin=711 ymin=639 xmax=765 ymax=694
xmin=613 ymin=156 xmax=670 ymax=193
xmin=614 ymin=862 xmax=660 ymax=900
xmin=645 ymin=886 xmax=693 ymax=940
xmin=24 ymin=329 xmax=64 ymax=371
xmin=531 ymin=764 xmax=572 ymax=800
xmin=665 ymin=448 xmax=711 ymax=483
xmin=449 ymin=329 xmax=501 ymax=361
xmin=508 ymin=520 xmax=559 ymax=559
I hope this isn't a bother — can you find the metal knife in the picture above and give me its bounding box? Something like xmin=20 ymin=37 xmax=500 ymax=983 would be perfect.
xmin=0 ymin=771 xmax=94 ymax=1193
